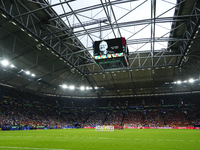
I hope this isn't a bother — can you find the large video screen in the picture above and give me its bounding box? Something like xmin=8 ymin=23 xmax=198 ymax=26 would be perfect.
xmin=93 ymin=37 xmax=128 ymax=60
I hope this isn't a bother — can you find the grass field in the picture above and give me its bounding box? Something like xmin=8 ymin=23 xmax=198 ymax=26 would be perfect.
xmin=0 ymin=129 xmax=199 ymax=150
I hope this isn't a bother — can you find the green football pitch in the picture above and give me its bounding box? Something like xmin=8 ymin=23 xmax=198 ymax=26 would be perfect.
xmin=0 ymin=129 xmax=199 ymax=150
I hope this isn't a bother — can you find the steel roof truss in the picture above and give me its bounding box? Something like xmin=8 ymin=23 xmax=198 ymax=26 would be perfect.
xmin=177 ymin=2 xmax=200 ymax=66
xmin=0 ymin=0 xmax=91 ymax=74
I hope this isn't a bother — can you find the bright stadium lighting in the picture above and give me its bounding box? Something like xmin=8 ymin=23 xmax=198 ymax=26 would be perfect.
xmin=25 ymin=71 xmax=30 ymax=75
xmin=86 ymin=87 xmax=90 ymax=90
xmin=10 ymin=64 xmax=16 ymax=68
xmin=188 ymin=78 xmax=194 ymax=83
xmin=1 ymin=59 xmax=9 ymax=67
xmin=177 ymin=80 xmax=181 ymax=84
xmin=62 ymin=84 xmax=68 ymax=89
xmin=12 ymin=22 xmax=16 ymax=25
xmin=80 ymin=86 xmax=85 ymax=90
xmin=31 ymin=74 xmax=35 ymax=77
xmin=1 ymin=14 xmax=7 ymax=18
xmin=69 ymin=85 xmax=75 ymax=90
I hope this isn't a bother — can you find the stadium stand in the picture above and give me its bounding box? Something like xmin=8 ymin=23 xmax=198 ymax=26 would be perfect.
xmin=0 ymin=86 xmax=200 ymax=130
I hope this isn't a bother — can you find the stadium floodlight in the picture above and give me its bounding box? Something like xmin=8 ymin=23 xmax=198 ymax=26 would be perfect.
xmin=62 ymin=84 xmax=68 ymax=89
xmin=80 ymin=86 xmax=85 ymax=90
xmin=25 ymin=71 xmax=30 ymax=75
xmin=1 ymin=59 xmax=9 ymax=67
xmin=1 ymin=14 xmax=7 ymax=18
xmin=31 ymin=74 xmax=35 ymax=77
xmin=69 ymin=85 xmax=75 ymax=90
xmin=177 ymin=80 xmax=181 ymax=84
xmin=94 ymin=86 xmax=98 ymax=89
xmin=188 ymin=78 xmax=194 ymax=83
xmin=11 ymin=21 xmax=16 ymax=25
xmin=86 ymin=87 xmax=90 ymax=90
xmin=10 ymin=64 xmax=16 ymax=68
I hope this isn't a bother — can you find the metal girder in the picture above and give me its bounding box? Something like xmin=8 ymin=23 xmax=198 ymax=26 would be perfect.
xmin=177 ymin=1 xmax=200 ymax=66
xmin=128 ymin=54 xmax=177 ymax=69
xmin=151 ymin=0 xmax=156 ymax=92
xmin=13 ymin=0 xmax=136 ymax=22
xmin=14 ymin=0 xmax=75 ymax=18
xmin=37 ymin=68 xmax=77 ymax=92
xmin=67 ymin=16 xmax=193 ymax=38
xmin=0 ymin=25 xmax=69 ymax=79
xmin=107 ymin=0 xmax=122 ymax=38
xmin=56 ymin=17 xmax=191 ymax=61
xmin=88 ymin=76 xmax=175 ymax=88
xmin=100 ymin=0 xmax=117 ymax=39
xmin=42 ymin=36 xmax=193 ymax=59
xmin=127 ymin=37 xmax=190 ymax=45
xmin=132 ymin=20 xmax=188 ymax=52
xmin=47 ymin=0 xmax=139 ymax=22
xmin=0 ymin=0 xmax=92 ymax=73
xmin=78 ymin=51 xmax=180 ymax=74
xmin=41 ymin=17 xmax=109 ymax=37
xmin=0 ymin=0 xmax=100 ymax=96
xmin=128 ymin=71 xmax=135 ymax=92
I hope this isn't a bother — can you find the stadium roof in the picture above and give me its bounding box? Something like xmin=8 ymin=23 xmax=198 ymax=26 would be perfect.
xmin=0 ymin=0 xmax=200 ymax=98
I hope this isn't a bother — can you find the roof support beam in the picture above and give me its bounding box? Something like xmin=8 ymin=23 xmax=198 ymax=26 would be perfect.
xmin=48 ymin=0 xmax=139 ymax=22
xmin=177 ymin=1 xmax=200 ymax=67
xmin=0 ymin=0 xmax=93 ymax=74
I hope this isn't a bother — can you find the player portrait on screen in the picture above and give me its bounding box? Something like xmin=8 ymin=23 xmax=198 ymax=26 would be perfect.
xmin=98 ymin=41 xmax=114 ymax=55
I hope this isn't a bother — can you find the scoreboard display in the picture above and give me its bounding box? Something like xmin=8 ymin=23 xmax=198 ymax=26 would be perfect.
xmin=93 ymin=37 xmax=129 ymax=69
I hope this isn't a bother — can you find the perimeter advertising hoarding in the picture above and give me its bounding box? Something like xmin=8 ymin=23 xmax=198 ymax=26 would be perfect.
xmin=93 ymin=37 xmax=129 ymax=69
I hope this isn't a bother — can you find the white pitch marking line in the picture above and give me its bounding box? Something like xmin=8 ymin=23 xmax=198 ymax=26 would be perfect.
xmin=0 ymin=146 xmax=70 ymax=150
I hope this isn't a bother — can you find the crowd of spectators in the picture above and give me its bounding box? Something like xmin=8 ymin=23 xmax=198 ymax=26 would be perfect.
xmin=84 ymin=112 xmax=105 ymax=127
xmin=104 ymin=112 xmax=123 ymax=126
xmin=0 ymin=86 xmax=200 ymax=130
xmin=123 ymin=112 xmax=143 ymax=126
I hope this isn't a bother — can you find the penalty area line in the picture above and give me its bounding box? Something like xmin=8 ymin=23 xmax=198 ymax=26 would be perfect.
xmin=0 ymin=146 xmax=70 ymax=150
